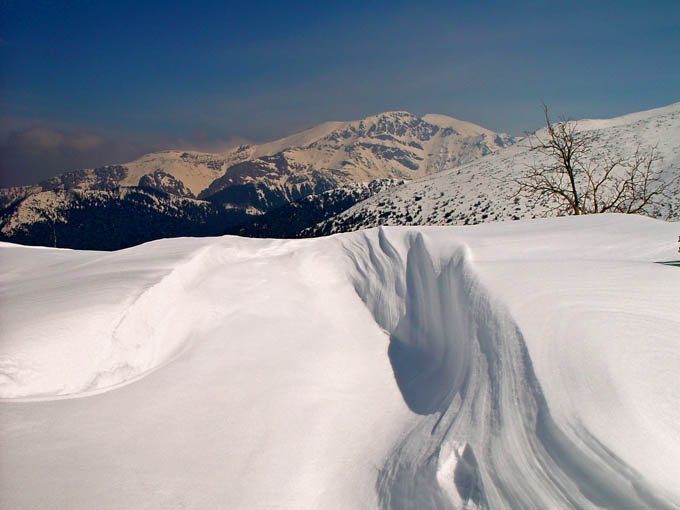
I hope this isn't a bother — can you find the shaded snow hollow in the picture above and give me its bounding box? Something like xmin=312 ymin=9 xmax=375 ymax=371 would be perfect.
xmin=1 ymin=215 xmax=679 ymax=509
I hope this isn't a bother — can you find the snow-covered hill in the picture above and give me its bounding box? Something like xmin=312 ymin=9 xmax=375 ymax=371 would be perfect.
xmin=309 ymin=103 xmax=680 ymax=235
xmin=1 ymin=215 xmax=679 ymax=508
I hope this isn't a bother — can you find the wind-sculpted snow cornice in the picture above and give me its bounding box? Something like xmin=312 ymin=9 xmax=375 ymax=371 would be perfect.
xmin=344 ymin=226 xmax=677 ymax=509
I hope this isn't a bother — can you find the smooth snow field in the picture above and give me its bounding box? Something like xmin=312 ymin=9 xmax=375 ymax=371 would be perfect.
xmin=1 ymin=215 xmax=679 ymax=509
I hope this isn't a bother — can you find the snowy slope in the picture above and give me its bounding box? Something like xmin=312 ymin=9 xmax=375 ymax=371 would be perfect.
xmin=1 ymin=215 xmax=679 ymax=508
xmin=249 ymin=120 xmax=348 ymax=157
xmin=310 ymin=102 xmax=680 ymax=235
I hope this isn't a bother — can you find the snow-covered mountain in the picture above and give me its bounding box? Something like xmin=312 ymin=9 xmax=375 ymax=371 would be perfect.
xmin=0 ymin=111 xmax=512 ymax=248
xmin=2 ymin=111 xmax=512 ymax=207
xmin=111 ymin=111 xmax=512 ymax=200
xmin=1 ymin=214 xmax=678 ymax=508
xmin=309 ymin=103 xmax=680 ymax=235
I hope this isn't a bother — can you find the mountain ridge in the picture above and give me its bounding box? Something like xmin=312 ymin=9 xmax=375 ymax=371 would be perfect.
xmin=4 ymin=110 xmax=513 ymax=200
xmin=0 ymin=110 xmax=513 ymax=249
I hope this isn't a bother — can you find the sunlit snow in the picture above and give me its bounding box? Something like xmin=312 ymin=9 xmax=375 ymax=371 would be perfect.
xmin=1 ymin=214 xmax=679 ymax=508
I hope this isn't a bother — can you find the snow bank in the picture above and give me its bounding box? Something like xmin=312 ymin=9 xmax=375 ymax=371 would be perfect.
xmin=1 ymin=215 xmax=679 ymax=508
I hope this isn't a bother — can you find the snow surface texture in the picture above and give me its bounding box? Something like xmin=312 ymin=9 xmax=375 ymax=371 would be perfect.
xmin=1 ymin=215 xmax=679 ymax=509
xmin=311 ymin=102 xmax=680 ymax=235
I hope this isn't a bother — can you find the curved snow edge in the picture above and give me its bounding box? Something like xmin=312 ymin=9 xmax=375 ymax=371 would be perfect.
xmin=0 ymin=246 xmax=214 ymax=400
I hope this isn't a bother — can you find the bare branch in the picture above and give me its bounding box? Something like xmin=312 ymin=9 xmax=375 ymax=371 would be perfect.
xmin=515 ymin=106 xmax=672 ymax=218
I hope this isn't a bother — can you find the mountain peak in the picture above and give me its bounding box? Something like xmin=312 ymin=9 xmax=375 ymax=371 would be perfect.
xmin=375 ymin=110 xmax=413 ymax=117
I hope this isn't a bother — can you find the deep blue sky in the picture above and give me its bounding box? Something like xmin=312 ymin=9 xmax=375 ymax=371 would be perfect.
xmin=1 ymin=0 xmax=679 ymax=185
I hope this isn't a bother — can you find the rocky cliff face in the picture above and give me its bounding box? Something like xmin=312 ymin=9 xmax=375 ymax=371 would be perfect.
xmin=138 ymin=169 xmax=195 ymax=198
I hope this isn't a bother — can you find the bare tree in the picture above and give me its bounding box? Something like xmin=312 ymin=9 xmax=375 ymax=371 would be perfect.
xmin=514 ymin=104 xmax=676 ymax=217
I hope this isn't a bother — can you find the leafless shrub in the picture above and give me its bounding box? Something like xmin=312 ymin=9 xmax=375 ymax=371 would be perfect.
xmin=514 ymin=104 xmax=676 ymax=217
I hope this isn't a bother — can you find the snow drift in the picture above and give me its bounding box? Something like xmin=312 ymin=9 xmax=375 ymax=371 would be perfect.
xmin=1 ymin=215 xmax=679 ymax=508
xmin=347 ymin=226 xmax=678 ymax=508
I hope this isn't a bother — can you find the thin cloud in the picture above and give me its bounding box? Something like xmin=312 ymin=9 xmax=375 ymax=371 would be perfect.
xmin=0 ymin=125 xmax=258 ymax=187
xmin=0 ymin=127 xmax=152 ymax=187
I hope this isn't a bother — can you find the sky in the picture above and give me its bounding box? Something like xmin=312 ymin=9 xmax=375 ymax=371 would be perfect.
xmin=1 ymin=0 xmax=679 ymax=186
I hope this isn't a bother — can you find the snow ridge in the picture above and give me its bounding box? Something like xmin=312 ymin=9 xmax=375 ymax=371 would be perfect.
xmin=83 ymin=245 xmax=214 ymax=394
xmin=346 ymin=227 xmax=675 ymax=509
xmin=0 ymin=241 xmax=217 ymax=398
